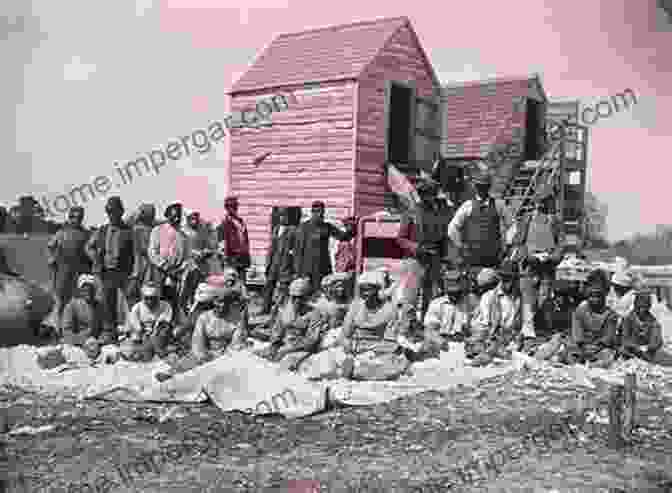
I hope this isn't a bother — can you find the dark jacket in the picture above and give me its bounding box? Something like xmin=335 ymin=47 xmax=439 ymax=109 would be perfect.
xmin=266 ymin=225 xmax=297 ymax=281
xmin=85 ymin=223 xmax=134 ymax=275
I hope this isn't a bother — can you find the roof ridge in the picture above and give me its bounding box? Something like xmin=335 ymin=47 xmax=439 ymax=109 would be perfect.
xmin=275 ymin=16 xmax=408 ymax=39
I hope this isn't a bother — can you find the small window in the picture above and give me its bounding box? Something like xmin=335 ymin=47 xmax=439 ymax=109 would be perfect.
xmin=387 ymin=83 xmax=413 ymax=165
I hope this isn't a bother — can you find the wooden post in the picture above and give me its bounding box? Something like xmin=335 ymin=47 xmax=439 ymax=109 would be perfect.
xmin=608 ymin=384 xmax=625 ymax=449
xmin=623 ymin=373 xmax=637 ymax=441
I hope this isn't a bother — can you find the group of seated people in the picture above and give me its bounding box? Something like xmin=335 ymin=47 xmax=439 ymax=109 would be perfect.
xmin=52 ymin=256 xmax=671 ymax=380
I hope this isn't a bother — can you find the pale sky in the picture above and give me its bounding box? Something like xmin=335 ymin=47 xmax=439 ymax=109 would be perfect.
xmin=3 ymin=0 xmax=670 ymax=240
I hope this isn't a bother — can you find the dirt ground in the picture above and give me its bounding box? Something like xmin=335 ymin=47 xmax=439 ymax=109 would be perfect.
xmin=2 ymin=366 xmax=672 ymax=493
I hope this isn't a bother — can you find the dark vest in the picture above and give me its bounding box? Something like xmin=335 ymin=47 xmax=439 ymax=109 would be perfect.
xmin=462 ymin=199 xmax=501 ymax=266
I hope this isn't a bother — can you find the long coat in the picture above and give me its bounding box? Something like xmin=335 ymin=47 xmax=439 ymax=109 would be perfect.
xmin=293 ymin=220 xmax=349 ymax=290
xmin=266 ymin=225 xmax=297 ymax=282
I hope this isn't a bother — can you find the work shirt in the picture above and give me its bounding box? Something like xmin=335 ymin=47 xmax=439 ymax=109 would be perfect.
xmin=424 ymin=294 xmax=479 ymax=336
xmin=126 ymin=300 xmax=173 ymax=336
xmin=471 ymin=284 xmax=521 ymax=340
xmin=148 ymin=223 xmax=190 ymax=281
xmin=342 ymin=299 xmax=398 ymax=353
xmin=191 ymin=307 xmax=248 ymax=359
xmin=571 ymin=301 xmax=619 ymax=348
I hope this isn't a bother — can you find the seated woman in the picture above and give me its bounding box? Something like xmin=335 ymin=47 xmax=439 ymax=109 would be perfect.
xmin=424 ymin=270 xmax=478 ymax=350
xmin=256 ymin=278 xmax=326 ymax=372
xmin=340 ymin=271 xmax=409 ymax=380
xmin=155 ymin=279 xmax=250 ymax=381
xmin=520 ymin=279 xmax=577 ymax=361
xmin=619 ymin=290 xmax=672 ymax=366
xmin=61 ymin=274 xmax=105 ymax=347
xmin=314 ymin=272 xmax=353 ymax=350
xmin=564 ymin=269 xmax=619 ymax=368
xmin=469 ymin=261 xmax=523 ymax=366
xmin=120 ymin=283 xmax=174 ymax=361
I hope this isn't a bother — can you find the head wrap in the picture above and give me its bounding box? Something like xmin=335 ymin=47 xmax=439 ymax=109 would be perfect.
xmin=357 ymin=271 xmax=385 ymax=289
xmin=77 ymin=274 xmax=97 ymax=290
xmin=141 ymin=283 xmax=161 ymax=298
xmin=611 ymin=270 xmax=634 ymax=288
xmin=289 ymin=278 xmax=311 ymax=296
xmin=476 ymin=268 xmax=499 ymax=287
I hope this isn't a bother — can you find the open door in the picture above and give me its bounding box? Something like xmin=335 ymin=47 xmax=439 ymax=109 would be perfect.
xmin=412 ymin=94 xmax=441 ymax=174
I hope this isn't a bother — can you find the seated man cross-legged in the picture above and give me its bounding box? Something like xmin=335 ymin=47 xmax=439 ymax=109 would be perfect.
xmin=424 ymin=270 xmax=478 ymax=350
xmin=564 ymin=269 xmax=619 ymax=368
xmin=469 ymin=261 xmax=523 ymax=366
xmin=619 ymin=290 xmax=672 ymax=366
xmin=257 ymin=278 xmax=325 ymax=372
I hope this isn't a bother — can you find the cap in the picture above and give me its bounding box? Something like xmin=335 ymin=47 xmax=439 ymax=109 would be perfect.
xmin=289 ymin=278 xmax=312 ymax=296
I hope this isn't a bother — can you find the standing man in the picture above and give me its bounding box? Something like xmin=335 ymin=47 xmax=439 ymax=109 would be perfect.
xmin=262 ymin=207 xmax=297 ymax=315
xmin=448 ymin=169 xmax=512 ymax=272
xmin=148 ymin=203 xmax=190 ymax=312
xmin=334 ymin=217 xmax=358 ymax=274
xmin=216 ymin=196 xmax=251 ymax=286
xmin=85 ymin=197 xmax=134 ymax=339
xmin=47 ymin=206 xmax=91 ymax=330
xmin=397 ymin=178 xmax=452 ymax=317
xmin=293 ymin=201 xmax=353 ymax=294
xmin=128 ymin=204 xmax=157 ymax=306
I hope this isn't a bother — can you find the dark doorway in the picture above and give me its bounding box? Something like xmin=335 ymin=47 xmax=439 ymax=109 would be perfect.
xmin=387 ymin=83 xmax=413 ymax=165
xmin=524 ymin=98 xmax=543 ymax=160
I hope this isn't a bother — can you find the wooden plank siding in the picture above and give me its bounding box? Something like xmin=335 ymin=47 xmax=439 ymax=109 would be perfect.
xmin=229 ymin=81 xmax=356 ymax=263
xmin=440 ymin=79 xmax=530 ymax=160
xmin=354 ymin=25 xmax=438 ymax=218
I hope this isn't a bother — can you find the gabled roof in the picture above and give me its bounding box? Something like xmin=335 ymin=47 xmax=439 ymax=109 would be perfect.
xmin=230 ymin=16 xmax=438 ymax=94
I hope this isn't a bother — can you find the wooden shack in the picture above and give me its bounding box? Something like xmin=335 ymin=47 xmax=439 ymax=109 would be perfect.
xmin=228 ymin=16 xmax=441 ymax=263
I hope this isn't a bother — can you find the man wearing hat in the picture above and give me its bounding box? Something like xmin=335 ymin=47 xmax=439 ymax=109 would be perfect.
xmin=447 ymin=168 xmax=512 ymax=270
xmin=216 ymin=196 xmax=251 ymax=285
xmin=397 ymin=176 xmax=452 ymax=318
xmin=564 ymin=269 xmax=619 ymax=367
xmin=86 ymin=196 xmax=135 ymax=337
xmin=424 ymin=270 xmax=479 ymax=349
xmin=148 ymin=202 xmax=190 ymax=312
xmin=293 ymin=201 xmax=353 ymax=293
xmin=258 ymin=278 xmax=326 ymax=371
xmin=469 ymin=261 xmax=523 ymax=365
xmin=48 ymin=205 xmax=91 ymax=331
xmin=262 ymin=207 xmax=298 ymax=315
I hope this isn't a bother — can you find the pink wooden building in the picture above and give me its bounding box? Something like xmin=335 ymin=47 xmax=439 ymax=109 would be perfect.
xmin=228 ymin=17 xmax=566 ymax=265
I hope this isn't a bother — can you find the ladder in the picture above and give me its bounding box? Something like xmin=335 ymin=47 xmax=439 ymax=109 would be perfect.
xmin=504 ymin=124 xmax=567 ymax=220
